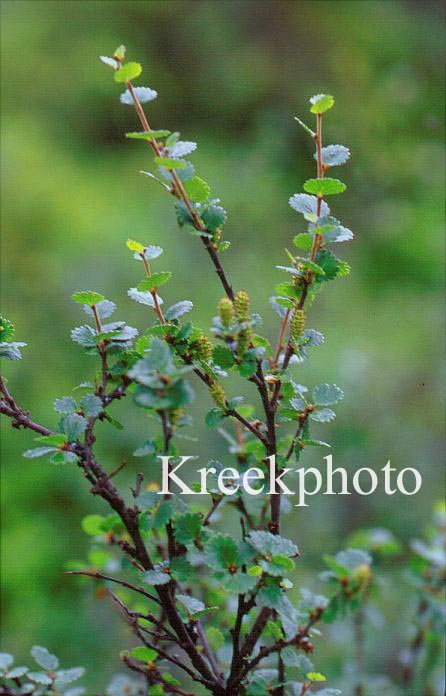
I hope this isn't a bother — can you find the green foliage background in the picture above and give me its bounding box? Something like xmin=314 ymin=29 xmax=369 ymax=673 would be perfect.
xmin=1 ymin=0 xmax=444 ymax=690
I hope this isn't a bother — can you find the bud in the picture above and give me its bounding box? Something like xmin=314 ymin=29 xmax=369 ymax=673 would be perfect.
xmin=237 ymin=327 xmax=253 ymax=357
xmin=169 ymin=408 xmax=184 ymax=425
xmin=353 ymin=563 xmax=372 ymax=590
xmin=290 ymin=309 xmax=306 ymax=341
xmin=218 ymin=297 xmax=234 ymax=329
xmin=113 ymin=45 xmax=126 ymax=62
xmin=210 ymin=382 xmax=226 ymax=409
xmin=193 ymin=334 xmax=213 ymax=362
xmin=235 ymin=290 xmax=250 ymax=321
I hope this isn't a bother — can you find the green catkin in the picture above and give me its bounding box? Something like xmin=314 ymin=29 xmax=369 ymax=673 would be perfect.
xmin=218 ymin=297 xmax=234 ymax=329
xmin=193 ymin=334 xmax=213 ymax=362
xmin=234 ymin=290 xmax=250 ymax=321
xmin=210 ymin=382 xmax=226 ymax=409
xmin=290 ymin=309 xmax=306 ymax=341
xmin=237 ymin=327 xmax=253 ymax=357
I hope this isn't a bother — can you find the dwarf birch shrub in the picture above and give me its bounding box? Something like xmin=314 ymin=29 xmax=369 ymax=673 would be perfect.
xmin=2 ymin=45 xmax=443 ymax=696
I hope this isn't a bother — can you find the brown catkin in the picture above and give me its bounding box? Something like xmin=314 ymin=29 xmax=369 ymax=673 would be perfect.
xmin=193 ymin=334 xmax=213 ymax=362
xmin=218 ymin=297 xmax=234 ymax=329
xmin=234 ymin=290 xmax=250 ymax=321
xmin=290 ymin=309 xmax=306 ymax=341
xmin=210 ymin=382 xmax=226 ymax=409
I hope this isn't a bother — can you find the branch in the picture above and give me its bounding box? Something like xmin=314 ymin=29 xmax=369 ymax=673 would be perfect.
xmin=65 ymin=569 xmax=161 ymax=606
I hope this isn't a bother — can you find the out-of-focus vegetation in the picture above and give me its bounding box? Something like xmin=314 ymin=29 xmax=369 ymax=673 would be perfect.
xmin=1 ymin=0 xmax=444 ymax=691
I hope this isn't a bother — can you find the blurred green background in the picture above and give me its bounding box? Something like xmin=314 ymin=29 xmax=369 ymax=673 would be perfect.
xmin=1 ymin=0 xmax=444 ymax=692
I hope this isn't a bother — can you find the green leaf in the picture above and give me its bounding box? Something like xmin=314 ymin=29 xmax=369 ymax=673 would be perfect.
xmin=35 ymin=434 xmax=67 ymax=447
xmin=310 ymin=408 xmax=336 ymax=423
xmin=103 ymin=412 xmax=124 ymax=430
xmin=55 ymin=668 xmax=85 ymax=687
xmin=205 ymin=408 xmax=225 ymax=428
xmin=130 ymin=646 xmax=158 ymax=663
xmin=335 ymin=548 xmax=372 ymax=572
xmin=293 ymin=233 xmax=314 ymax=251
xmin=301 ymin=439 xmax=331 ymax=447
xmin=257 ymin=583 xmax=291 ymax=613
xmin=294 ymin=115 xmax=315 ymax=137
xmin=165 ymin=301 xmax=193 ymax=321
xmin=315 ymin=249 xmax=351 ymax=280
xmin=289 ymin=193 xmax=330 ymax=219
xmin=184 ymin=176 xmax=211 ymax=203
xmin=169 ymin=556 xmax=193 ymax=582
xmin=81 ymin=514 xmax=105 ymax=536
xmin=296 ymin=258 xmax=325 ymax=275
xmin=28 ymin=672 xmax=52 ymax=685
xmin=154 ymin=156 xmax=186 ymax=169
xmin=247 ymin=565 xmax=263 ymax=577
xmin=0 ymin=341 xmax=26 ymax=361
xmin=80 ymin=394 xmax=103 ymax=417
xmin=174 ymin=512 xmax=203 ymax=545
xmin=310 ymin=94 xmax=335 ymax=114
xmin=245 ymin=676 xmax=269 ymax=696
xmin=317 ymin=144 xmax=350 ymax=167
xmin=72 ymin=291 xmax=105 ymax=307
xmin=348 ymin=527 xmax=402 ymax=556
xmin=126 ymin=239 xmax=145 ymax=253
xmin=303 ymin=178 xmax=346 ymax=196
xmin=176 ymin=594 xmax=206 ymax=616
xmin=312 ymin=384 xmax=344 ymax=406
xmin=23 ymin=446 xmax=59 ymax=459
xmin=207 ymin=626 xmax=225 ymax=650
xmin=201 ymin=204 xmax=227 ymax=231
xmin=121 ymin=86 xmax=157 ymax=105
xmin=100 ymin=55 xmax=118 ymax=68
xmin=264 ymin=620 xmax=284 ymax=640
xmin=49 ymin=451 xmax=79 ymax=465
xmin=212 ymin=345 xmax=235 ymax=370
xmin=239 ymin=351 xmax=257 ymax=378
xmin=162 ymin=673 xmax=181 ymax=687
xmin=148 ymin=686 xmax=164 ymax=696
xmin=274 ymin=282 xmax=301 ymax=299
xmin=247 ymin=531 xmax=299 ymax=558
xmin=138 ymin=272 xmax=172 ymax=291
xmin=59 ymin=413 xmax=87 ymax=440
xmin=175 ymin=201 xmax=195 ymax=227
xmin=225 ymin=572 xmax=258 ymax=593
xmin=114 ymin=61 xmax=142 ymax=83
xmin=143 ymin=568 xmax=171 ymax=585
xmin=204 ymin=534 xmax=239 ymax=570
xmin=142 ymin=501 xmax=174 ymax=529
xmin=281 ymin=646 xmax=308 ymax=668
xmin=260 ymin=554 xmax=296 ymax=576
xmin=54 ymin=396 xmax=77 ymax=414
xmin=7 ymin=667 xmax=28 ymax=679
xmin=126 ymin=130 xmax=170 ymax=141
xmin=0 ymin=653 xmax=14 ymax=669
xmin=31 ymin=645 xmax=59 ymax=671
